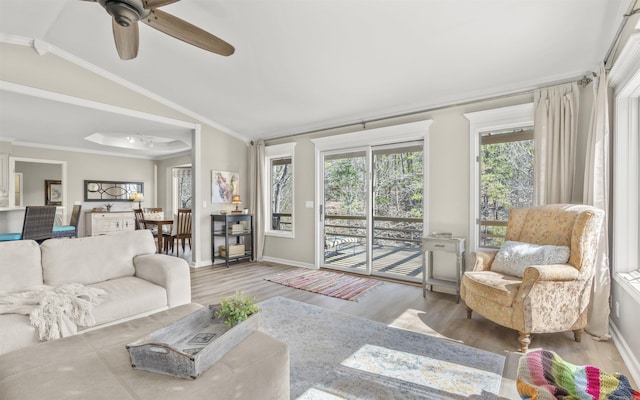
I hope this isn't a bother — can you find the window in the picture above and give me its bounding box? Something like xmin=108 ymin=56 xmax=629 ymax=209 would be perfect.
xmin=172 ymin=167 xmax=192 ymax=213
xmin=265 ymin=143 xmax=295 ymax=237
xmin=465 ymin=103 xmax=534 ymax=252
xmin=479 ymin=128 xmax=534 ymax=248
xmin=610 ymin=34 xmax=640 ymax=297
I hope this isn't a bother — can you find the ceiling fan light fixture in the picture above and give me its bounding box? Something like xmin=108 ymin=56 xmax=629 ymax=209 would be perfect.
xmin=105 ymin=1 xmax=142 ymax=27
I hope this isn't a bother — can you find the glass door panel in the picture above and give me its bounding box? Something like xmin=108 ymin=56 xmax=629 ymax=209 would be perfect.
xmin=371 ymin=143 xmax=424 ymax=282
xmin=322 ymin=150 xmax=368 ymax=273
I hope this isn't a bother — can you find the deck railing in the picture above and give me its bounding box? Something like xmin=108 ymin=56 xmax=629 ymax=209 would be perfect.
xmin=275 ymin=213 xmax=506 ymax=249
xmin=272 ymin=213 xmax=292 ymax=231
xmin=479 ymin=219 xmax=507 ymax=248
xmin=324 ymin=214 xmax=423 ymax=248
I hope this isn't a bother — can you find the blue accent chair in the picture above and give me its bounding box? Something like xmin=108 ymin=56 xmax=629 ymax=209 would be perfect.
xmin=0 ymin=206 xmax=57 ymax=243
xmin=52 ymin=204 xmax=82 ymax=238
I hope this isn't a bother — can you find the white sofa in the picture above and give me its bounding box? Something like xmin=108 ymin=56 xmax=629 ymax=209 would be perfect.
xmin=0 ymin=230 xmax=191 ymax=355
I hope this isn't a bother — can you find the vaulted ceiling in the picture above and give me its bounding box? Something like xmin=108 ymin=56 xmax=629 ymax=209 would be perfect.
xmin=0 ymin=0 xmax=632 ymax=157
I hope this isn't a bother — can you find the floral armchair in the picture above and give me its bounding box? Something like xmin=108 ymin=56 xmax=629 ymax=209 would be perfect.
xmin=460 ymin=204 xmax=604 ymax=352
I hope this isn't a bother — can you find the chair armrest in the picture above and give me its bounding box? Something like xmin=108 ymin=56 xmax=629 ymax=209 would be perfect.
xmin=522 ymin=264 xmax=580 ymax=282
xmin=134 ymin=254 xmax=191 ymax=307
xmin=472 ymin=250 xmax=497 ymax=271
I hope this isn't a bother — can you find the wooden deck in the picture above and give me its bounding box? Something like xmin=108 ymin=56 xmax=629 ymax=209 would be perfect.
xmin=324 ymin=243 xmax=423 ymax=282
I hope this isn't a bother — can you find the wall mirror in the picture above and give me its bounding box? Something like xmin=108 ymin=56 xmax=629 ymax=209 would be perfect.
xmin=84 ymin=180 xmax=143 ymax=202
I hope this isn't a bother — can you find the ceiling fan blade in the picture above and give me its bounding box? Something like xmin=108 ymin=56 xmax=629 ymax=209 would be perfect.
xmin=112 ymin=19 xmax=140 ymax=60
xmin=142 ymin=9 xmax=234 ymax=56
xmin=143 ymin=0 xmax=180 ymax=8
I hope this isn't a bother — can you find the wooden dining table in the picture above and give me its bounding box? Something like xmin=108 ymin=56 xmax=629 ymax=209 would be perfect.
xmin=143 ymin=218 xmax=174 ymax=253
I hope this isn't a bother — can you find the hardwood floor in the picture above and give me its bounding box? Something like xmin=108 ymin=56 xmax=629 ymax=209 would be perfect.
xmin=191 ymin=261 xmax=636 ymax=388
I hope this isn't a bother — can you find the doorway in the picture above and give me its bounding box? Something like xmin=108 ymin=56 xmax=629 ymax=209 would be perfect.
xmin=320 ymin=141 xmax=424 ymax=283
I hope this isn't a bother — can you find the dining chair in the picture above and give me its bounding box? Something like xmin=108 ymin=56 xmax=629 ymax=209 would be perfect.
xmin=0 ymin=206 xmax=57 ymax=243
xmin=52 ymin=204 xmax=82 ymax=238
xmin=134 ymin=208 xmax=159 ymax=248
xmin=163 ymin=209 xmax=192 ymax=256
xmin=134 ymin=209 xmax=146 ymax=230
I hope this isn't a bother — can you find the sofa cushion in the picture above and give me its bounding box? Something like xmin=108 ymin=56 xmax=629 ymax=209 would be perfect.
xmin=491 ymin=240 xmax=570 ymax=278
xmin=462 ymin=271 xmax=522 ymax=307
xmin=0 ymin=314 xmax=38 ymax=355
xmin=0 ymin=240 xmax=42 ymax=293
xmin=88 ymin=276 xmax=167 ymax=326
xmin=41 ymin=230 xmax=157 ymax=286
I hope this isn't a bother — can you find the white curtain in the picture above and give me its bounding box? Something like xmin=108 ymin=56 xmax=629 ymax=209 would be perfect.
xmin=249 ymin=140 xmax=266 ymax=260
xmin=534 ymin=82 xmax=579 ymax=204
xmin=583 ymin=65 xmax=611 ymax=339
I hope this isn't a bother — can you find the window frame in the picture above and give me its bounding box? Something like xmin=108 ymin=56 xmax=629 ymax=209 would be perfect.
xmin=465 ymin=103 xmax=534 ymax=253
xmin=264 ymin=142 xmax=296 ymax=238
xmin=610 ymin=33 xmax=640 ymax=302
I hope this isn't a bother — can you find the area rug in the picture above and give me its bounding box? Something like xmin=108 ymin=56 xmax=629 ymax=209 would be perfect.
xmin=257 ymin=297 xmax=506 ymax=399
xmin=263 ymin=269 xmax=381 ymax=301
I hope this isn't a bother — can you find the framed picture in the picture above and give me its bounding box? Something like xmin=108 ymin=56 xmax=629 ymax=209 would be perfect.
xmin=212 ymin=171 xmax=239 ymax=203
xmin=45 ymin=180 xmax=62 ymax=206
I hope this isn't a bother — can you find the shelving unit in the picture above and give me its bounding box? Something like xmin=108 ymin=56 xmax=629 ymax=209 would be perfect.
xmin=211 ymin=214 xmax=254 ymax=267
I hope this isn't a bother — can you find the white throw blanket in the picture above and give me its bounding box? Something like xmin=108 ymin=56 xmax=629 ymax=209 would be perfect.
xmin=0 ymin=283 xmax=106 ymax=341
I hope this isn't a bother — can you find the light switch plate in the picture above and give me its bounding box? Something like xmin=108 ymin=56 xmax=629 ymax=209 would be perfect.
xmin=305 ymin=201 xmax=314 ymax=208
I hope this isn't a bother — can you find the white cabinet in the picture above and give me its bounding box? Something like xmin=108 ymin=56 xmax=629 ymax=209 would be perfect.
xmin=85 ymin=211 xmax=135 ymax=236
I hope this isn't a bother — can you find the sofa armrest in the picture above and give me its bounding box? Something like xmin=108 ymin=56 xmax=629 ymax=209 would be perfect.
xmin=473 ymin=250 xmax=497 ymax=271
xmin=134 ymin=254 xmax=191 ymax=307
xmin=517 ymin=264 xmax=581 ymax=301
xmin=522 ymin=264 xmax=580 ymax=282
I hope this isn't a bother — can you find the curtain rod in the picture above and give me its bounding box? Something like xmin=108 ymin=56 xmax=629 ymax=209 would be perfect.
xmin=269 ymin=89 xmax=532 ymax=141
xmin=604 ymin=0 xmax=639 ymax=68
xmin=269 ymin=74 xmax=590 ymax=141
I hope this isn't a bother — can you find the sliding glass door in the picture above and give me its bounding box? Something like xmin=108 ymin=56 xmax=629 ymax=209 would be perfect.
xmin=320 ymin=142 xmax=424 ymax=282
xmin=371 ymin=144 xmax=424 ymax=281
xmin=322 ymin=149 xmax=369 ymax=273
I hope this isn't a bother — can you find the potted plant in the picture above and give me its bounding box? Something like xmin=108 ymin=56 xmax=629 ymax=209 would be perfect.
xmin=216 ymin=291 xmax=260 ymax=328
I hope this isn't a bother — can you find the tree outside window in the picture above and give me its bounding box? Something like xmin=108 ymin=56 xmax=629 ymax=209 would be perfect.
xmin=479 ymin=129 xmax=534 ymax=248
xmin=271 ymin=157 xmax=292 ymax=231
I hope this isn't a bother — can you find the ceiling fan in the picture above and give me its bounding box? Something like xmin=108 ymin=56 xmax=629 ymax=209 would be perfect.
xmin=83 ymin=0 xmax=234 ymax=60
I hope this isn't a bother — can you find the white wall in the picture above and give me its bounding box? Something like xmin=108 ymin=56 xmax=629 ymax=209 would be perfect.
xmin=262 ymin=89 xmax=595 ymax=267
xmin=15 ymin=161 xmax=61 ymax=206
xmin=0 ymin=42 xmax=248 ymax=266
xmin=10 ymin=144 xmax=155 ymax=236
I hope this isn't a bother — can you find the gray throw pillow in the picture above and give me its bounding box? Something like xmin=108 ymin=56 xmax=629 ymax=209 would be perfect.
xmin=491 ymin=240 xmax=570 ymax=278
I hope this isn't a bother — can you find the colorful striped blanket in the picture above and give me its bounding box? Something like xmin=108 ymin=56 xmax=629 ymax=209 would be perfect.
xmin=517 ymin=349 xmax=639 ymax=400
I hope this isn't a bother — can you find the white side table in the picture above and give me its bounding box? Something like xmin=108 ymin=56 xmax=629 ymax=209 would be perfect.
xmin=422 ymin=236 xmax=465 ymax=303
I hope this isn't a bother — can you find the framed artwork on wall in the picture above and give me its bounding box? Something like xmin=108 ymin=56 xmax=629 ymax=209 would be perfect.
xmin=212 ymin=170 xmax=239 ymax=203
xmin=45 ymin=179 xmax=62 ymax=206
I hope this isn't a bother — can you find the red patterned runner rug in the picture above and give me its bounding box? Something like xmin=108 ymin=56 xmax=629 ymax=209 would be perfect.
xmin=264 ymin=269 xmax=381 ymax=301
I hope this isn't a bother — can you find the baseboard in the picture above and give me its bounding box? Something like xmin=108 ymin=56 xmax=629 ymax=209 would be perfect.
xmin=610 ymin=320 xmax=640 ymax=386
xmin=261 ymin=255 xmax=316 ymax=269
xmin=190 ymin=259 xmax=213 ymax=268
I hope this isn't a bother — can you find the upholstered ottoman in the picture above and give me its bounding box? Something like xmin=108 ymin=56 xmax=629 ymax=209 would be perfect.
xmin=0 ymin=304 xmax=290 ymax=400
